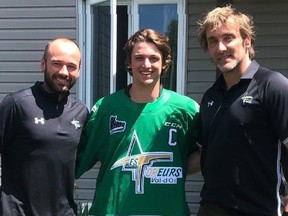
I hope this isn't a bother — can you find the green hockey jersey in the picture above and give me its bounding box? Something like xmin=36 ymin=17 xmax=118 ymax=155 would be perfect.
xmin=76 ymin=87 xmax=200 ymax=216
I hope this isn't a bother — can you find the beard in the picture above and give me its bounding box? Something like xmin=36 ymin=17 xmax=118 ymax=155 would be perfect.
xmin=211 ymin=54 xmax=241 ymax=74
xmin=217 ymin=59 xmax=240 ymax=74
xmin=213 ymin=42 xmax=248 ymax=74
xmin=44 ymin=68 xmax=76 ymax=95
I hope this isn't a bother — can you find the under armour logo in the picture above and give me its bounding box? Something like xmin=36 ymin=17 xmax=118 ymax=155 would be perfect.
xmin=34 ymin=117 xmax=45 ymax=124
xmin=207 ymin=101 xmax=214 ymax=107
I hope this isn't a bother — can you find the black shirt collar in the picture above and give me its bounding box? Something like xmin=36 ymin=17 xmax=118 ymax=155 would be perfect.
xmin=34 ymin=81 xmax=69 ymax=103
xmin=213 ymin=60 xmax=260 ymax=90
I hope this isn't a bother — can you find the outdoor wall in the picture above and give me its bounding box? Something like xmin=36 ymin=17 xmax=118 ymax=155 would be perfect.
xmin=0 ymin=0 xmax=78 ymax=102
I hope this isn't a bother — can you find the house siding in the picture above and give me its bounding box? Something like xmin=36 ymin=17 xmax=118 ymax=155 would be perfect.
xmin=187 ymin=1 xmax=217 ymax=214
xmin=0 ymin=0 xmax=78 ymax=102
xmin=235 ymin=0 xmax=288 ymax=77
xmin=187 ymin=0 xmax=217 ymax=104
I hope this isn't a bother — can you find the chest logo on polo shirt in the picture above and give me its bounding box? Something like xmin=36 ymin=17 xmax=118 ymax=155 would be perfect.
xmin=34 ymin=117 xmax=45 ymax=124
xmin=111 ymin=130 xmax=182 ymax=194
xmin=71 ymin=118 xmax=81 ymax=129
xmin=207 ymin=101 xmax=214 ymax=107
xmin=241 ymin=92 xmax=253 ymax=105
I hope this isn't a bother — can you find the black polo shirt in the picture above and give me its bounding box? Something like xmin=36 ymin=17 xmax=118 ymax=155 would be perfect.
xmin=0 ymin=81 xmax=89 ymax=216
xmin=199 ymin=60 xmax=288 ymax=216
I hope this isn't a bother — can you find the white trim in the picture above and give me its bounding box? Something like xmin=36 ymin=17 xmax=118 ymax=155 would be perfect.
xmin=84 ymin=1 xmax=93 ymax=109
xmin=110 ymin=0 xmax=117 ymax=93
xmin=78 ymin=0 xmax=108 ymax=109
xmin=276 ymin=141 xmax=282 ymax=216
xmin=176 ymin=0 xmax=186 ymax=95
xmin=87 ymin=0 xmax=107 ymax=4
xmin=77 ymin=0 xmax=85 ymax=104
xmin=126 ymin=3 xmax=133 ymax=85
xmin=131 ymin=1 xmax=139 ymax=34
xmin=136 ymin=0 xmax=180 ymax=3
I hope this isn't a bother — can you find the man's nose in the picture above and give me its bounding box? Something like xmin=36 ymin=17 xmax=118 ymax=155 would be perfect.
xmin=59 ymin=65 xmax=69 ymax=76
xmin=217 ymin=41 xmax=227 ymax=51
xmin=143 ymin=58 xmax=152 ymax=67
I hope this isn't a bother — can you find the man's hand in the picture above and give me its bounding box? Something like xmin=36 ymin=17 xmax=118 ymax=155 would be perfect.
xmin=187 ymin=149 xmax=201 ymax=175
xmin=284 ymin=195 xmax=288 ymax=212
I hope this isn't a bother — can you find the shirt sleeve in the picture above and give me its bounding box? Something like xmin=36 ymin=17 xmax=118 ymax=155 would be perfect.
xmin=264 ymin=72 xmax=288 ymax=144
xmin=187 ymin=99 xmax=200 ymax=154
xmin=0 ymin=95 xmax=18 ymax=154
xmin=75 ymin=98 xmax=104 ymax=179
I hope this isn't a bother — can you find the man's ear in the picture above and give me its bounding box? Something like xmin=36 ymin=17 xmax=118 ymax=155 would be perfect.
xmin=244 ymin=36 xmax=251 ymax=48
xmin=40 ymin=59 xmax=46 ymax=71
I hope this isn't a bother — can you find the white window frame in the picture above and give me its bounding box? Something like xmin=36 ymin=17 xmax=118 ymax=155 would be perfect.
xmin=77 ymin=0 xmax=187 ymax=108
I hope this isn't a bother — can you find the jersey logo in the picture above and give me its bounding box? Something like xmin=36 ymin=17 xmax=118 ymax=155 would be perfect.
xmin=111 ymin=131 xmax=175 ymax=194
xmin=109 ymin=115 xmax=126 ymax=134
xmin=241 ymin=92 xmax=253 ymax=105
xmin=91 ymin=104 xmax=98 ymax=112
xmin=34 ymin=117 xmax=45 ymax=124
xmin=71 ymin=118 xmax=81 ymax=129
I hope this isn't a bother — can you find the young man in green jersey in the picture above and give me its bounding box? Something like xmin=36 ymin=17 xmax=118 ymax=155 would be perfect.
xmin=75 ymin=28 xmax=201 ymax=216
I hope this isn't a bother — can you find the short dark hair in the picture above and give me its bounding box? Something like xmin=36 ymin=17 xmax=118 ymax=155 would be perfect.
xmin=123 ymin=29 xmax=172 ymax=75
xmin=42 ymin=37 xmax=81 ymax=62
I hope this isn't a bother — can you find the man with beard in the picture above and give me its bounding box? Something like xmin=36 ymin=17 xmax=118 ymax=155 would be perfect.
xmin=196 ymin=5 xmax=288 ymax=216
xmin=0 ymin=38 xmax=89 ymax=216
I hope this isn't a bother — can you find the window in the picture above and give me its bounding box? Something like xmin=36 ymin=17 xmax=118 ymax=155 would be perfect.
xmin=78 ymin=0 xmax=186 ymax=108
xmin=139 ymin=4 xmax=178 ymax=92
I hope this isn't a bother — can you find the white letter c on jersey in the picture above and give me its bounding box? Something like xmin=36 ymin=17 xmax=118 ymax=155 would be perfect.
xmin=168 ymin=128 xmax=177 ymax=146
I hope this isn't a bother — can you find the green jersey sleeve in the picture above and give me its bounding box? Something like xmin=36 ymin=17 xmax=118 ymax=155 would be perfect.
xmin=75 ymin=98 xmax=104 ymax=179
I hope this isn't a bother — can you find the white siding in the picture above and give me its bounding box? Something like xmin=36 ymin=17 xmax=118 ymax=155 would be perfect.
xmin=0 ymin=0 xmax=78 ymax=101
xmin=235 ymin=0 xmax=288 ymax=77
xmin=187 ymin=1 xmax=216 ymax=214
xmin=187 ymin=0 xmax=217 ymax=105
xmin=187 ymin=0 xmax=288 ymax=215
